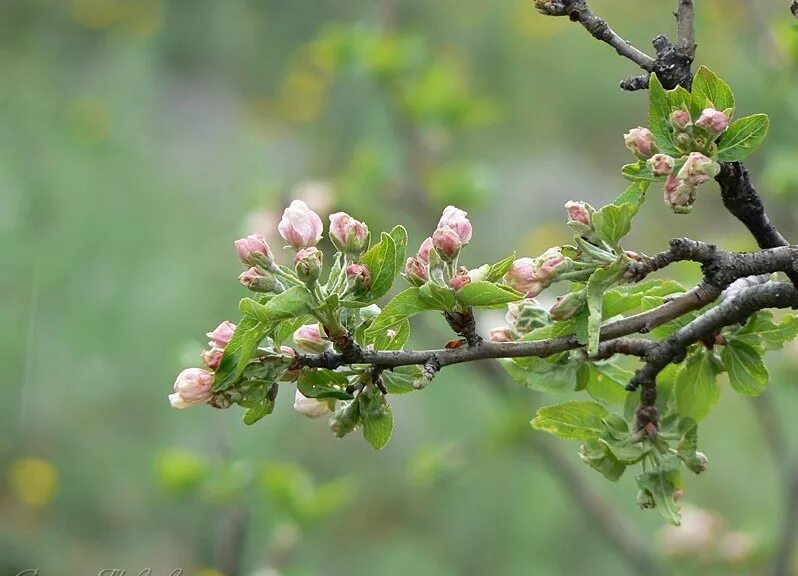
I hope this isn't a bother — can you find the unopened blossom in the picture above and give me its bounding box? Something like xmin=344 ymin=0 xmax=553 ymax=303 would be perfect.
xmin=293 ymin=324 xmax=329 ymax=354
xmin=677 ymin=152 xmax=720 ymax=186
xmin=417 ymin=237 xmax=434 ymax=262
xmin=506 ymin=299 xmax=550 ymax=334
xmin=432 ymin=225 xmax=463 ymax=261
xmin=490 ymin=326 xmax=514 ymax=343
xmin=234 ymin=234 xmax=273 ymax=268
xmin=695 ymin=107 xmax=730 ymax=134
xmin=328 ymin=212 xmax=369 ymax=256
xmin=295 ymin=247 xmax=323 ymax=284
xmin=404 ymin=256 xmax=428 ymax=286
xmin=647 ymin=153 xmax=676 ymax=176
xmin=534 ymin=247 xmax=568 ymax=283
xmin=346 ymin=263 xmax=371 ymax=290
xmin=278 ymin=200 xmax=323 ymax=249
xmin=293 ymin=389 xmax=332 ymax=418
xmin=664 ymin=173 xmax=696 ymax=214
xmin=504 ymin=258 xmax=544 ymax=297
xmin=669 ymin=109 xmax=692 ymax=130
xmin=624 ymin=127 xmax=657 ymax=158
xmin=449 ymin=274 xmax=471 ymax=291
xmin=201 ymin=347 xmax=223 ymax=370
xmin=239 ymin=267 xmax=284 ymax=293
xmin=169 ymin=368 xmax=214 ymax=409
xmin=550 ymin=291 xmax=586 ymax=321
xmin=437 ymin=205 xmax=473 ymax=243
xmin=565 ymin=201 xmax=593 ymax=227
xmin=467 ymin=264 xmax=490 ymax=283
xmin=207 ymin=321 xmax=236 ymax=348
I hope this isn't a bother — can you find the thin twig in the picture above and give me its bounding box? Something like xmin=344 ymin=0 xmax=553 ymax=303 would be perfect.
xmin=675 ymin=0 xmax=696 ymax=55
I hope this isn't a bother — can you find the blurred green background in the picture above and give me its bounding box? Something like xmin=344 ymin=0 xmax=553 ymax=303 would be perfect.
xmin=2 ymin=1 xmax=798 ymax=574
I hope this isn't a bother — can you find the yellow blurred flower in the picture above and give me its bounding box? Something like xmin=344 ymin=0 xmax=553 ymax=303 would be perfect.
xmin=195 ymin=568 xmax=225 ymax=576
xmin=8 ymin=458 xmax=58 ymax=508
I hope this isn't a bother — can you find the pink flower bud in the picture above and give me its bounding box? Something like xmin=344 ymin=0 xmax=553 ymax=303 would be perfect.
xmin=169 ymin=368 xmax=214 ymax=409
xmin=345 ymin=262 xmax=372 ymax=290
xmin=328 ymin=212 xmax=369 ymax=256
xmin=293 ymin=324 xmax=330 ymax=354
xmin=449 ymin=274 xmax=471 ymax=291
xmin=437 ymin=205 xmax=473 ymax=243
xmin=432 ymin=225 xmax=463 ymax=261
xmin=404 ymin=257 xmax=428 ymax=286
xmin=504 ymin=257 xmax=538 ymax=295
xmin=490 ymin=326 xmax=514 ymax=343
xmin=280 ymin=346 xmax=297 ymax=358
xmin=207 ymin=321 xmax=236 ymax=348
xmin=467 ymin=264 xmax=490 ymax=283
xmin=677 ymin=152 xmax=720 ymax=187
xmin=647 ymin=154 xmax=676 ymax=176
xmin=663 ymin=174 xmax=696 ymax=214
xmin=417 ymin=237 xmax=434 ymax=263
xmin=669 ymin=109 xmax=692 ymax=130
xmin=534 ymin=248 xmax=568 ymax=282
xmin=549 ymin=291 xmax=586 ymax=321
xmin=624 ymin=127 xmax=657 ymax=159
xmin=234 ymin=234 xmax=273 ymax=268
xmin=294 ymin=246 xmax=323 ymax=284
xmin=278 ymin=200 xmax=323 ymax=249
xmin=695 ymin=107 xmax=730 ymax=134
xmin=201 ymin=347 xmax=223 ymax=370
xmin=293 ymin=389 xmax=332 ymax=418
xmin=565 ymin=201 xmax=593 ymax=227
xmin=239 ymin=267 xmax=284 ymax=293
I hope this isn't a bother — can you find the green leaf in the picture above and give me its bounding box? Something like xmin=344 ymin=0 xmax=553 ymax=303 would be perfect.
xmin=586 ymin=362 xmax=633 ymax=405
xmin=585 ymin=260 xmax=625 ymax=356
xmin=243 ymin=397 xmax=276 ymax=425
xmin=418 ymin=281 xmax=457 ymax=311
xmin=359 ymin=388 xmax=393 ymax=450
xmin=603 ymin=279 xmax=685 ymax=318
xmin=722 ymin=340 xmax=769 ymax=396
xmin=592 ymin=203 xmax=637 ymax=248
xmin=367 ymin=317 xmax=410 ymax=351
xmin=531 ymin=401 xmax=609 ymax=440
xmin=675 ymin=348 xmax=722 ymax=421
xmin=500 ymin=358 xmax=579 ymax=393
xmin=456 ymin=281 xmax=522 ymax=309
xmin=213 ymin=318 xmax=268 ymax=392
xmin=484 ymin=253 xmax=516 ymax=282
xmin=621 ymin=161 xmax=661 ymax=182
xmin=298 ymin=369 xmax=353 ymax=400
xmin=636 ymin=455 xmax=683 ymax=525
xmin=381 ymin=365 xmax=424 ymax=394
xmin=614 ymin=181 xmax=650 ymax=206
xmin=579 ymin=438 xmax=627 ymax=481
xmin=648 ymin=74 xmax=679 ymax=154
xmin=357 ymin=231 xmax=397 ymax=301
xmin=732 ymin=311 xmax=798 ymax=351
xmin=716 ymin=114 xmax=769 ymax=162
xmin=240 ymin=286 xmax=313 ymax=326
xmin=366 ymin=287 xmax=427 ymax=336
xmin=691 ymin=65 xmax=735 ymax=113
xmin=390 ymin=224 xmax=408 ymax=265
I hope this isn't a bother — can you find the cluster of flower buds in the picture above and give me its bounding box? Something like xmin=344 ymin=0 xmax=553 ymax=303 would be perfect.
xmin=200 ymin=320 xmax=236 ymax=371
xmin=403 ymin=205 xmax=477 ymax=291
xmin=329 ymin=212 xmax=369 ymax=258
xmin=236 ymin=234 xmax=285 ymax=293
xmin=503 ymin=248 xmax=572 ymax=298
xmin=490 ymin=299 xmax=550 ymax=342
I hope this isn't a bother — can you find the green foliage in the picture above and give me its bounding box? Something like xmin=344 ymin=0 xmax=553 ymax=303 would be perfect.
xmin=716 ymin=114 xmax=770 ymax=162
xmin=675 ymin=347 xmax=722 ymax=422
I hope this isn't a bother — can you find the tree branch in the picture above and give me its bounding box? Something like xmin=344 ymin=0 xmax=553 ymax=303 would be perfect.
xmin=675 ymin=0 xmax=696 ymax=55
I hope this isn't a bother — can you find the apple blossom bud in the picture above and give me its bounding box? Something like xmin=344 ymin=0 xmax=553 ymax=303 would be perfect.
xmin=328 ymin=212 xmax=369 ymax=256
xmin=677 ymin=152 xmax=720 ymax=186
xmin=647 ymin=153 xmax=676 ymax=176
xmin=234 ymin=234 xmax=274 ymax=268
xmin=550 ymin=291 xmax=587 ymax=321
xmin=207 ymin=321 xmax=236 ymax=348
xmin=504 ymin=258 xmax=537 ymax=295
xmin=169 ymin=368 xmax=214 ymax=409
xmin=404 ymin=256 xmax=428 ymax=286
xmin=674 ymin=132 xmax=693 ymax=151
xmin=280 ymin=346 xmax=297 ymax=358
xmin=490 ymin=326 xmax=514 ymax=342
xmin=201 ymin=347 xmax=223 ymax=370
xmin=360 ymin=304 xmax=382 ymax=321
xmin=278 ymin=200 xmax=323 ymax=249
xmin=437 ymin=205 xmax=473 ymax=243
xmin=624 ymin=127 xmax=657 ymax=159
xmin=663 ymin=174 xmax=696 ymax=214
xmin=449 ymin=274 xmax=471 ymax=291
xmin=669 ymin=109 xmax=692 ymax=130
xmin=467 ymin=264 xmax=490 ymax=283
xmin=506 ymin=299 xmax=550 ymax=334
xmin=239 ymin=267 xmax=285 ymax=293
xmin=564 ymin=200 xmax=596 ymax=239
xmin=293 ymin=324 xmax=330 ymax=354
xmin=417 ymin=237 xmax=434 ymax=263
xmin=695 ymin=107 xmax=730 ymax=134
xmin=293 ymin=389 xmax=332 ymax=418
xmin=345 ymin=263 xmax=371 ymax=291
xmin=684 ymin=451 xmax=709 ymax=474
xmin=535 ymin=247 xmax=569 ymax=283
xmin=294 ymin=247 xmax=323 ymax=284
xmin=432 ymin=225 xmax=463 ymax=261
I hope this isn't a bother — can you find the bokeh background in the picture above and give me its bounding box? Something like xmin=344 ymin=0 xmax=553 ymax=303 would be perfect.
xmin=2 ymin=1 xmax=798 ymax=574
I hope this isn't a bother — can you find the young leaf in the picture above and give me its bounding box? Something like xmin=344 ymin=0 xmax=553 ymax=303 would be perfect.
xmin=721 ymin=339 xmax=769 ymax=396
xmin=675 ymin=348 xmax=722 ymax=421
xmin=716 ymin=114 xmax=769 ymax=162
xmin=484 ymin=253 xmax=516 ymax=282
xmin=366 ymin=317 xmax=410 ymax=351
xmin=500 ymin=358 xmax=579 ymax=393
xmin=648 ymin=74 xmax=679 ymax=153
xmin=366 ymin=287 xmax=427 ymax=336
xmin=635 ymin=455 xmax=683 ymax=525
xmin=390 ymin=224 xmax=408 ymax=265
xmin=586 ymin=362 xmax=633 ymax=405
xmin=456 ymin=281 xmax=522 ymax=308
xmin=731 ymin=310 xmax=798 ymax=351
xmin=614 ymin=181 xmax=650 ymax=207
xmin=359 ymin=387 xmax=393 ymax=450
xmin=381 ymin=365 xmax=425 ymax=394
xmin=358 ymin=231 xmax=397 ymax=301
xmin=213 ymin=318 xmax=269 ymax=392
xmin=592 ymin=203 xmax=637 ymax=248
xmin=240 ymin=286 xmax=313 ymax=326
xmin=691 ymin=65 xmax=735 ymax=113
xmin=585 ymin=260 xmax=625 ymax=356
xmin=243 ymin=398 xmax=276 ymax=425
xmin=531 ymin=401 xmax=609 ymax=440
xmin=579 ymin=438 xmax=627 ymax=481
xmin=418 ymin=281 xmax=457 ymax=311
xmin=621 ymin=161 xmax=660 ymax=182
xmin=298 ymin=369 xmax=353 ymax=400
